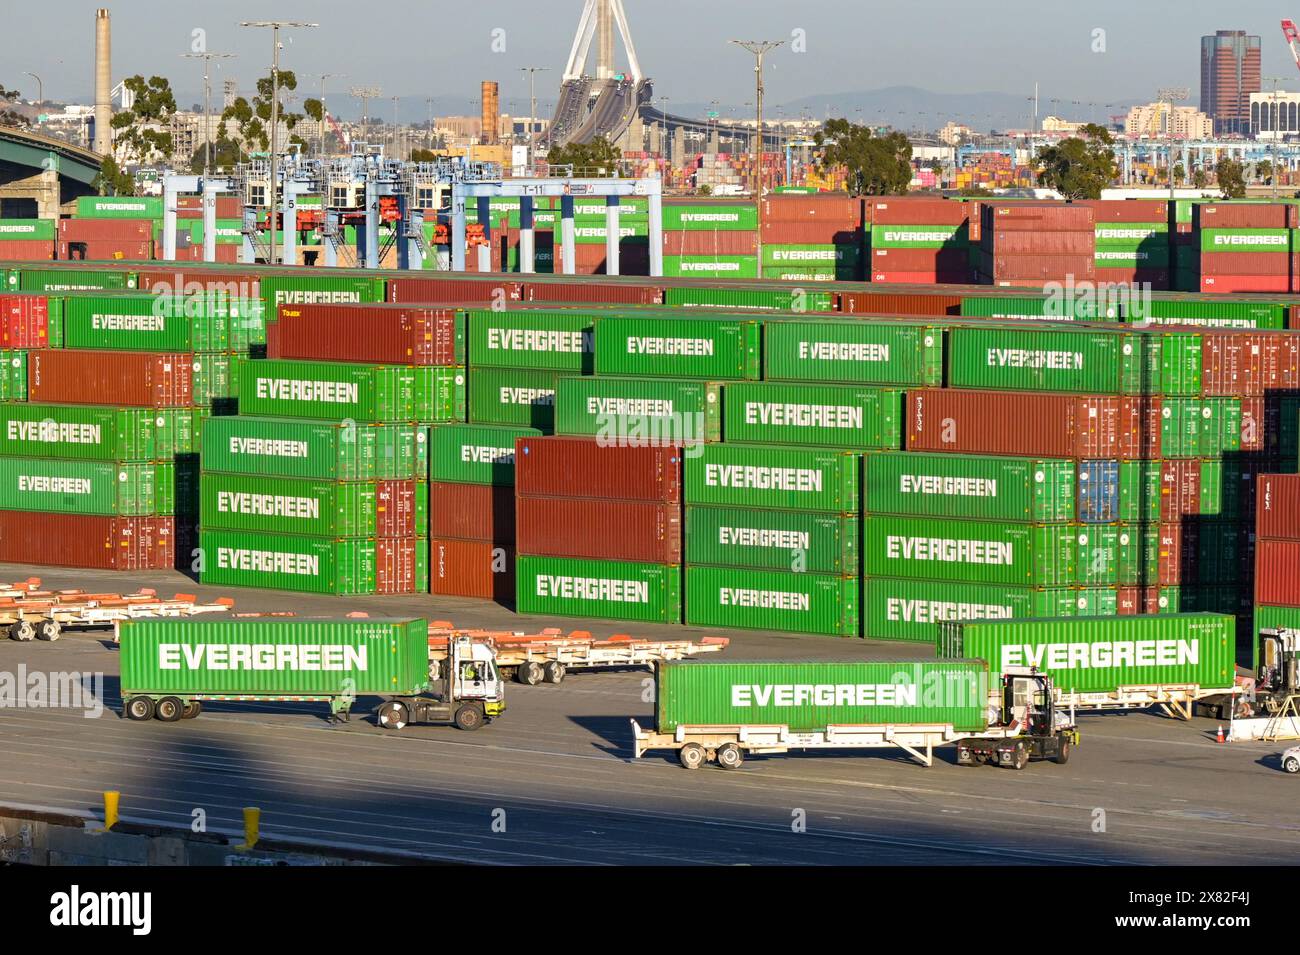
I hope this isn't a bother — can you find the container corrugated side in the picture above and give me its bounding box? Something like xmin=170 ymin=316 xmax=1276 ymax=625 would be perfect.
xmin=515 ymin=556 xmax=681 ymax=623
xmin=724 ymin=382 xmax=903 ymax=450
xmin=654 ymin=659 xmax=989 ymax=732
xmin=237 ymin=359 xmax=465 ymax=423
xmin=119 ymin=617 xmax=429 ymax=697
xmin=516 ymin=435 xmax=681 ymax=502
xmin=685 ymin=505 xmax=858 ymax=574
xmin=0 ymin=457 xmax=167 ymax=515
xmin=467 ymin=367 xmax=563 ymax=431
xmin=259 ymin=275 xmax=386 ymax=312
xmin=61 ymin=294 xmax=239 ymax=351
xmin=467 ymin=309 xmax=593 ymax=372
xmin=430 ymin=423 xmax=541 ymax=485
xmin=0 ymin=404 xmax=157 ymax=461
xmin=762 ymin=320 xmax=945 ymax=386
xmin=554 ymin=376 xmax=722 ymax=443
xmin=936 ymin=614 xmax=1236 ymax=694
xmin=661 ymin=287 xmax=834 ymax=312
xmin=201 ymin=417 xmax=427 ymax=480
xmin=865 ymin=451 xmax=1075 ymax=522
xmin=684 ymin=444 xmax=860 ymax=511
xmin=684 ymin=566 xmax=859 ymax=636
xmin=200 ymin=473 xmax=417 ymax=538
xmin=593 ymin=316 xmax=760 ymax=380
xmin=947 ymin=327 xmax=1150 ymax=394
xmin=198 ymin=529 xmax=379 ymax=595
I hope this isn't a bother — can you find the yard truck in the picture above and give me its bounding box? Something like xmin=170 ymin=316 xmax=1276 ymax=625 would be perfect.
xmin=117 ymin=617 xmax=505 ymax=730
xmin=937 ymin=613 xmax=1239 ymax=719
xmin=632 ymin=659 xmax=1077 ymax=770
xmin=1198 ymin=628 xmax=1300 ymax=722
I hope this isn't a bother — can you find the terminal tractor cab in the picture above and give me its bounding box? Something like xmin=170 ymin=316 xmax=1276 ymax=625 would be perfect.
xmin=957 ymin=667 xmax=1077 ymax=770
xmin=375 ymin=635 xmax=506 ymax=731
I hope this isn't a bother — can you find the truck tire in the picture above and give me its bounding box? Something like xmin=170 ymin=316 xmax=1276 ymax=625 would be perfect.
xmin=377 ymin=701 xmax=409 ymax=731
xmin=543 ymin=661 xmax=566 ymax=685
xmin=1011 ymin=743 xmax=1028 ymax=771
xmin=37 ymin=620 xmax=61 ymax=641
xmin=9 ymin=620 xmax=34 ymax=642
xmin=1054 ymin=734 xmax=1071 ymax=765
xmin=716 ymin=742 xmax=745 ymax=770
xmin=1285 ymin=756 xmax=1300 ymax=774
xmin=454 ymin=704 xmax=484 ymax=731
xmin=517 ymin=661 xmax=543 ymax=686
xmin=124 ymin=696 xmax=155 ymax=721
xmin=181 ymin=701 xmax=202 ymax=719
xmin=679 ymin=743 xmax=706 ymax=770
xmin=428 ymin=660 xmax=441 ymax=682
xmin=156 ymin=697 xmax=184 ymax=722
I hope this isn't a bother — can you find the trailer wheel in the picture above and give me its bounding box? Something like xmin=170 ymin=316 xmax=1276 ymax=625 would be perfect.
xmin=181 ymin=701 xmax=202 ymax=720
xmin=1285 ymin=756 xmax=1300 ymax=774
xmin=543 ymin=661 xmax=566 ymax=685
xmin=428 ymin=660 xmax=442 ymax=682
xmin=517 ymin=661 xmax=543 ymax=686
xmin=377 ymin=701 xmax=409 ymax=731
xmin=453 ymin=704 xmax=484 ymax=731
xmin=716 ymin=743 xmax=745 ymax=770
xmin=1011 ymin=743 xmax=1028 ymax=771
xmin=678 ymin=743 xmax=706 ymax=770
xmin=1053 ymin=734 xmax=1071 ymax=765
xmin=37 ymin=621 xmax=61 ymax=641
xmin=9 ymin=620 xmax=34 ymax=642
xmin=155 ymin=697 xmax=184 ymax=722
xmin=124 ymin=697 xmax=155 ymax=721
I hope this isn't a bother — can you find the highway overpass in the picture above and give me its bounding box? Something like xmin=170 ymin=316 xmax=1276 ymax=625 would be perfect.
xmin=0 ymin=125 xmax=102 ymax=217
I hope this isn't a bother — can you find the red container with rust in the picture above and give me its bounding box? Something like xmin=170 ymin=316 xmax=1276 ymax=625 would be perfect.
xmin=761 ymin=221 xmax=863 ymax=244
xmin=374 ymin=537 xmax=423 ymax=595
xmin=987 ymin=231 xmax=1095 ymax=254
xmin=1201 ymin=331 xmax=1300 ymax=396
xmin=516 ymin=496 xmax=681 ymax=563
xmin=428 ymin=481 xmax=515 ymax=542
xmin=837 ymin=290 xmax=963 ymax=316
xmin=1159 ymin=459 xmax=1210 ymax=520
xmin=1257 ymin=473 xmax=1300 ymax=540
xmin=1194 ymin=202 xmax=1298 ymax=229
xmin=274 ymin=303 xmax=462 ymax=366
xmin=980 ymin=203 xmax=1095 ymax=233
xmin=388 ymin=276 xmax=524 ymax=305
xmin=662 ymin=231 xmax=758 ymax=256
xmin=1255 ymin=538 xmax=1300 ymax=606
xmin=58 ymin=218 xmax=153 ymax=240
xmin=871 ymin=270 xmax=973 ymax=285
xmin=515 ymin=435 xmax=681 ymax=503
xmin=0 ymin=294 xmax=53 ymax=347
xmin=60 ymin=240 xmax=153 ymax=261
xmin=429 ymin=537 xmax=515 ymax=601
xmin=870 ymin=248 xmax=970 ymax=272
xmin=374 ymin=480 xmax=419 ymax=538
xmin=0 ymin=240 xmax=54 ymax=261
xmin=906 ymin=389 xmax=1147 ymax=459
xmin=762 ymin=195 xmax=862 ymax=227
xmin=0 ymin=512 xmax=173 ymax=570
xmin=982 ymin=252 xmax=1098 ymax=281
xmin=867 ymin=197 xmax=968 ymax=226
xmin=29 ymin=350 xmax=193 ymax=407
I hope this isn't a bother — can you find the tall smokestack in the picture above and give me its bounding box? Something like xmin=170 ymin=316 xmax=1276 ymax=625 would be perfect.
xmin=480 ymin=80 xmax=499 ymax=145
xmin=94 ymin=8 xmax=112 ymax=155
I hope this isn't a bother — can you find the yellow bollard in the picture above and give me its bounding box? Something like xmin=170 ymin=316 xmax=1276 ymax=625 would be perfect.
xmin=240 ymin=807 xmax=260 ymax=849
xmin=102 ymin=791 xmax=120 ymax=831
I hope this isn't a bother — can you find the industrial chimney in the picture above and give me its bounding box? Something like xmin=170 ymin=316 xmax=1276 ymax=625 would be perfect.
xmin=94 ymin=8 xmax=112 ymax=155
xmin=480 ymin=81 xmax=499 ymax=145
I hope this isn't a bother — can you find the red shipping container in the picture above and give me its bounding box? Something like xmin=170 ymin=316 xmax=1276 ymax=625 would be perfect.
xmin=524 ymin=279 xmax=662 ymax=305
xmin=429 ymin=537 xmax=515 ymax=602
xmin=988 ymin=231 xmax=1095 ymax=254
xmin=1200 ymin=274 xmax=1291 ymax=293
xmin=982 ymin=252 xmax=1097 ymax=281
xmin=0 ymin=240 xmax=54 ymax=261
xmin=516 ymin=496 xmax=681 ymax=563
xmin=0 ymin=511 xmax=172 ymax=570
xmin=375 ymin=480 xmax=419 ymax=538
xmin=1151 ymin=523 xmax=1191 ymax=587
xmin=1194 ymin=203 xmax=1298 ymax=230
xmin=59 ymin=240 xmax=152 ymax=261
xmin=175 ymin=196 xmax=242 ymax=217
xmin=870 ymin=247 xmax=970 ymax=271
xmin=1198 ymin=251 xmax=1290 ymax=276
xmin=761 ymin=195 xmax=861 ymax=227
xmin=1158 ymin=459 xmax=1207 ymax=521
xmin=1255 ymin=538 xmax=1300 ymax=606
xmin=871 ymin=270 xmax=973 ymax=284
xmin=1092 ymin=268 xmax=1171 ymax=290
xmin=136 ymin=267 xmax=261 ymax=295
xmin=662 ymin=230 xmax=758 ymax=256
xmin=388 ymin=276 xmax=524 ymax=304
xmin=866 ymin=197 xmax=968 ymax=226
xmin=274 ymin=303 xmax=462 ymax=366
xmin=1076 ymin=199 xmax=1169 ymax=223
xmin=58 ymin=218 xmax=152 ymax=240
xmin=906 ymin=389 xmax=1147 ymax=458
xmin=28 ymin=350 xmax=193 ymax=407
xmin=838 ymin=290 xmax=963 ymax=316
xmin=172 ymin=245 xmax=241 ymax=263
xmin=761 ymin=221 xmax=863 ymax=244
xmin=515 ymin=436 xmax=681 ymax=502
xmin=265 ymin=320 xmax=281 ymax=359
xmin=428 ymin=481 xmax=515 ymax=542
xmin=981 ymin=203 xmax=1095 ymax=232
xmin=1257 ymin=473 xmax=1300 ymax=540
xmin=1201 ymin=331 xmax=1300 ymax=396
xmin=374 ymin=537 xmax=423 ymax=595
xmin=0 ymin=294 xmax=53 ymax=347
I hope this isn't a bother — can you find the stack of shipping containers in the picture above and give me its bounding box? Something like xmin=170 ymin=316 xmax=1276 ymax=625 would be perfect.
xmin=0 ymin=218 xmax=55 ymax=261
xmin=1194 ymin=202 xmax=1296 ymax=294
xmin=866 ymin=197 xmax=972 ymax=284
xmin=978 ymin=202 xmax=1096 ymax=288
xmin=1084 ymin=199 xmax=1170 ymax=292
xmin=1254 ymin=473 xmax=1300 ymax=652
xmin=760 ymin=194 xmax=862 ymax=283
xmin=661 ymin=199 xmax=759 ymax=280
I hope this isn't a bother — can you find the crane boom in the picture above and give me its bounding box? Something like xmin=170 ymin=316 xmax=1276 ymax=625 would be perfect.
xmin=1283 ymin=19 xmax=1300 ymax=72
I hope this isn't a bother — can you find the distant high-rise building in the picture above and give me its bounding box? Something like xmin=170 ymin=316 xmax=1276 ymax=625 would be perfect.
xmin=1201 ymin=30 xmax=1261 ymax=136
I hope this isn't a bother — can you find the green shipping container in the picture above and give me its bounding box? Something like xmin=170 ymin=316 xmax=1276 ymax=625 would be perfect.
xmin=118 ymin=617 xmax=429 ymax=698
xmin=17 ymin=268 xmax=136 ymax=292
xmin=947 ymin=327 xmax=1158 ymax=395
xmin=1158 ymin=398 xmax=1241 ymax=457
xmin=259 ymin=275 xmax=386 ymax=311
xmin=937 ymin=614 xmax=1236 ymax=695
xmin=238 ymin=359 xmax=465 ymax=423
xmin=468 ymin=367 xmax=564 ymax=430
xmin=724 ymin=382 xmax=902 ymax=450
xmin=430 ymin=422 xmax=541 ymax=485
xmin=467 ymin=310 xmax=592 ymax=372
xmin=594 ymin=316 xmax=760 ymax=380
xmin=1199 ymin=229 xmax=1291 ymax=252
xmin=154 ymin=408 xmax=206 ymax=457
xmin=75 ymin=196 xmax=163 ymax=219
xmin=199 ymin=529 xmax=378 ymax=595
xmin=555 ymin=376 xmax=721 ymax=443
xmin=763 ymin=320 xmax=944 ymax=386
xmin=0 ymin=404 xmax=157 ymax=461
xmin=653 ymin=659 xmax=990 ymax=733
xmin=202 ymin=416 xmax=427 ymax=480
xmin=202 ymin=472 xmax=401 ymax=537
xmin=60 ymin=293 xmax=261 ymax=351
xmin=959 ymin=295 xmax=1119 ymax=321
xmin=662 ymin=286 xmax=834 ymax=312
xmin=685 ymin=505 xmax=858 ymax=574
xmin=1094 ymin=223 xmax=1168 ymax=241
xmin=0 ymin=219 xmax=56 ymax=241
xmin=515 ymin=556 xmax=682 ymax=623
xmin=685 ymin=444 xmax=860 ymax=512
xmin=865 ymin=451 xmax=1076 ymax=522
xmin=0 ymin=456 xmax=164 ymax=516
xmin=684 ymin=566 xmax=859 ymax=636
xmin=0 ymin=351 xmax=27 ymax=401
xmin=662 ymin=256 xmax=759 ymax=280
xmin=662 ymin=205 xmax=758 ymax=231
xmin=1130 ymin=299 xmax=1285 ymax=329
xmin=870 ymin=224 xmax=966 ymax=248
xmin=762 ymin=245 xmax=860 ymax=269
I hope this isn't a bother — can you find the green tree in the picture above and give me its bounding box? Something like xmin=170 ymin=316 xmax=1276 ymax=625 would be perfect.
xmin=697 ymin=184 xmax=713 ymax=196
xmin=1256 ymin=159 xmax=1274 ymax=185
xmin=546 ymin=137 xmax=622 ymax=176
xmin=110 ymin=75 xmax=178 ymax=163
xmin=813 ymin=118 xmax=912 ymax=195
xmin=1172 ymin=162 xmax=1185 ymax=185
xmin=92 ymin=155 xmax=135 ymax=196
xmin=956 ymin=185 xmax=993 ymax=197
xmin=188 ymin=137 xmax=243 ymax=175
xmin=1033 ymin=123 xmax=1118 ymax=199
xmin=0 ymin=84 xmax=28 ymax=127
xmin=1193 ymin=167 xmax=1208 ymax=189
xmin=1216 ymin=158 xmax=1247 ymax=198
xmin=220 ymin=69 xmax=308 ymax=153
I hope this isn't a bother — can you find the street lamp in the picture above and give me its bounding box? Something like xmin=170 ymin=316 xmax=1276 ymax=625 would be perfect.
xmin=519 ymin=67 xmax=549 ymax=167
xmin=351 ymin=86 xmax=383 ymax=144
xmin=1266 ymin=76 xmax=1288 ymax=198
xmin=240 ymin=19 xmax=319 ymax=266
xmin=23 ymin=72 xmax=42 ymax=112
xmin=180 ymin=51 xmax=235 ymax=174
xmin=318 ymin=72 xmax=343 ymax=157
xmin=731 ymin=39 xmax=784 ymax=269
xmin=1156 ymin=87 xmax=1190 ymax=201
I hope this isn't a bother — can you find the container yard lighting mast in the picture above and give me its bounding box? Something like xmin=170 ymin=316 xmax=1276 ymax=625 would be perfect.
xmin=180 ymin=50 xmax=236 ymax=175
xmin=318 ymin=72 xmax=344 ymax=157
xmin=1156 ymin=87 xmax=1189 ymax=201
xmin=240 ymin=19 xmax=318 ymax=266
xmin=731 ymin=38 xmax=784 ymax=269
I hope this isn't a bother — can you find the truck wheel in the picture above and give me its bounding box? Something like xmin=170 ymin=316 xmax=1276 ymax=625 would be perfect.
xmin=716 ymin=743 xmax=745 ymax=770
xmin=9 ymin=620 xmax=34 ymax=642
xmin=1012 ymin=743 xmax=1028 ymax=771
xmin=543 ymin=661 xmax=566 ymax=685
xmin=124 ymin=697 xmax=155 ymax=721
xmin=1054 ymin=735 xmax=1071 ymax=765
xmin=155 ymin=697 xmax=184 ymax=722
xmin=37 ymin=621 xmax=61 ymax=641
xmin=453 ymin=704 xmax=484 ymax=731
xmin=679 ymin=743 xmax=706 ymax=770
xmin=181 ymin=701 xmax=202 ymax=719
xmin=428 ymin=660 xmax=442 ymax=682
xmin=377 ymin=701 xmax=409 ymax=731
xmin=517 ymin=661 xmax=543 ymax=686
xmin=1285 ymin=756 xmax=1300 ymax=774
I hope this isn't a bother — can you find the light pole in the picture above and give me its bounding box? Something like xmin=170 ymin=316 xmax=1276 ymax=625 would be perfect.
xmin=426 ymin=97 xmax=434 ymax=150
xmin=732 ymin=39 xmax=783 ymax=270
xmin=1267 ymin=76 xmax=1287 ymax=198
xmin=1156 ymin=87 xmax=1190 ymax=201
xmin=180 ymin=52 xmax=235 ymax=174
xmin=318 ymin=72 xmax=342 ymax=157
xmin=351 ymin=86 xmax=382 ymax=145
xmin=519 ymin=67 xmax=548 ymax=167
xmin=22 ymin=72 xmax=42 ymax=112
xmin=391 ymin=95 xmax=400 ymax=156
xmin=240 ymin=20 xmax=318 ymax=266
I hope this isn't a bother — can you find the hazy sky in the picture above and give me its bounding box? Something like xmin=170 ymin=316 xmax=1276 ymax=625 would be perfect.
xmin=6 ymin=1 xmax=1300 ymax=116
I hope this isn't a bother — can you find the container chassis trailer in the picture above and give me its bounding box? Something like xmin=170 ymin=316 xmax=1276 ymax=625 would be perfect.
xmin=3 ymin=580 xmax=232 ymax=642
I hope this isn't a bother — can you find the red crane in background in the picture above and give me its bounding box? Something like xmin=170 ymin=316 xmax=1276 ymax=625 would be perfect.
xmin=1283 ymin=20 xmax=1300 ymax=73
